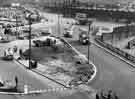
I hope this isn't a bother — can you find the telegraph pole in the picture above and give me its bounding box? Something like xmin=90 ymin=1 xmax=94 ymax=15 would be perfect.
xmin=88 ymin=20 xmax=92 ymax=64
xmin=28 ymin=13 xmax=32 ymax=69
xmin=16 ymin=13 xmax=18 ymax=38
xmin=58 ymin=14 xmax=60 ymax=36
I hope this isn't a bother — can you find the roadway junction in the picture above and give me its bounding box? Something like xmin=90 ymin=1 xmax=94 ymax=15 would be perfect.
xmin=0 ymin=6 xmax=134 ymax=99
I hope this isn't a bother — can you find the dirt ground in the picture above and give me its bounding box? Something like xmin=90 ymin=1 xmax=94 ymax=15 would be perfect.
xmin=22 ymin=42 xmax=94 ymax=85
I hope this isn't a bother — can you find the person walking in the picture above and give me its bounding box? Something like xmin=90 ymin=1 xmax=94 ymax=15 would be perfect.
xmin=15 ymin=76 xmax=18 ymax=89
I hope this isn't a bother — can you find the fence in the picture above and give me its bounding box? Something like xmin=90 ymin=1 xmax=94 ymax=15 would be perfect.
xmin=95 ymin=38 xmax=135 ymax=66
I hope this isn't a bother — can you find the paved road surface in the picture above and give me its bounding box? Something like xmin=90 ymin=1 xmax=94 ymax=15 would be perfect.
xmin=0 ymin=18 xmax=92 ymax=99
xmin=63 ymin=25 xmax=135 ymax=99
xmin=50 ymin=15 xmax=135 ymax=99
xmin=0 ymin=11 xmax=134 ymax=99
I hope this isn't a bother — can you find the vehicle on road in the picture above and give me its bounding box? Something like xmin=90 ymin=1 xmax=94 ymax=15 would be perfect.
xmin=75 ymin=13 xmax=88 ymax=25
xmin=33 ymin=36 xmax=62 ymax=47
xmin=18 ymin=33 xmax=38 ymax=40
xmin=0 ymin=36 xmax=10 ymax=43
xmin=40 ymin=28 xmax=52 ymax=36
xmin=79 ymin=29 xmax=90 ymax=45
xmin=3 ymin=48 xmax=14 ymax=61
xmin=63 ymin=26 xmax=74 ymax=38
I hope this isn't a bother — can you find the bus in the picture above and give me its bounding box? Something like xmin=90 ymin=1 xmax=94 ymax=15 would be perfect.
xmin=75 ymin=13 xmax=88 ymax=25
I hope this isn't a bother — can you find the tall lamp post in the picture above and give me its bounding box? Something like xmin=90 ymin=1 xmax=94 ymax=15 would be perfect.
xmin=58 ymin=14 xmax=60 ymax=36
xmin=87 ymin=20 xmax=93 ymax=64
xmin=11 ymin=3 xmax=20 ymax=38
xmin=28 ymin=13 xmax=33 ymax=69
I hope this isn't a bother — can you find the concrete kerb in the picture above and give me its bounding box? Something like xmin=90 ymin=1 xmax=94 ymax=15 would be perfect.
xmin=93 ymin=40 xmax=135 ymax=68
xmin=11 ymin=36 xmax=97 ymax=94
xmin=13 ymin=58 xmax=71 ymax=89
xmin=61 ymin=38 xmax=97 ymax=83
xmin=0 ymin=91 xmax=26 ymax=95
xmin=12 ymin=37 xmax=97 ymax=86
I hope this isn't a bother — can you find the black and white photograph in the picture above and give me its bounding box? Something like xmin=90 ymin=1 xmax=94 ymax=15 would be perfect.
xmin=0 ymin=0 xmax=134 ymax=99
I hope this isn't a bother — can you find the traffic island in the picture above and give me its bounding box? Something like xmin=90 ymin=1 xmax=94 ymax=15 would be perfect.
xmin=12 ymin=36 xmax=97 ymax=95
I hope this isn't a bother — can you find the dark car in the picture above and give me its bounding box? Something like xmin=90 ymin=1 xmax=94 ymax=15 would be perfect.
xmin=2 ymin=49 xmax=14 ymax=61
xmin=33 ymin=37 xmax=58 ymax=47
xmin=79 ymin=31 xmax=90 ymax=45
xmin=18 ymin=34 xmax=38 ymax=40
xmin=63 ymin=27 xmax=73 ymax=38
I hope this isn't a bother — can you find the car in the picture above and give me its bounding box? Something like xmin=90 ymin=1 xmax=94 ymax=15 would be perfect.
xmin=75 ymin=13 xmax=88 ymax=25
xmin=40 ymin=28 xmax=52 ymax=36
xmin=33 ymin=38 xmax=54 ymax=47
xmin=33 ymin=36 xmax=62 ymax=47
xmin=2 ymin=48 xmax=14 ymax=61
xmin=79 ymin=30 xmax=90 ymax=45
xmin=0 ymin=36 xmax=10 ymax=43
xmin=18 ymin=34 xmax=38 ymax=40
xmin=63 ymin=27 xmax=73 ymax=38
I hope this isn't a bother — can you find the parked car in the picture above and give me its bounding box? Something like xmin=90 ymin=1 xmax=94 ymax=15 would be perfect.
xmin=63 ymin=27 xmax=73 ymax=38
xmin=3 ymin=48 xmax=14 ymax=61
xmin=0 ymin=36 xmax=10 ymax=43
xmin=33 ymin=38 xmax=54 ymax=47
xmin=75 ymin=13 xmax=88 ymax=25
xmin=18 ymin=34 xmax=38 ymax=40
xmin=79 ymin=30 xmax=90 ymax=45
xmin=33 ymin=36 xmax=62 ymax=47
xmin=40 ymin=28 xmax=52 ymax=36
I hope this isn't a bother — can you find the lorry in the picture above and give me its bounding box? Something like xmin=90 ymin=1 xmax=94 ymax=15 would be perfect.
xmin=79 ymin=29 xmax=90 ymax=45
xmin=75 ymin=13 xmax=88 ymax=25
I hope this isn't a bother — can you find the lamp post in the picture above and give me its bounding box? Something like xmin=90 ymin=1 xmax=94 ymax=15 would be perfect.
xmin=28 ymin=13 xmax=33 ymax=69
xmin=58 ymin=14 xmax=60 ymax=36
xmin=12 ymin=3 xmax=20 ymax=38
xmin=87 ymin=20 xmax=92 ymax=64
xmin=58 ymin=14 xmax=63 ymax=36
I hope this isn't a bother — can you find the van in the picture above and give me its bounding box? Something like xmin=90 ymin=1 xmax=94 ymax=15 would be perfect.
xmin=79 ymin=29 xmax=89 ymax=45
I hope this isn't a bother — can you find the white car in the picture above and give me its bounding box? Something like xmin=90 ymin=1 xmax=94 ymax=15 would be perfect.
xmin=63 ymin=26 xmax=74 ymax=38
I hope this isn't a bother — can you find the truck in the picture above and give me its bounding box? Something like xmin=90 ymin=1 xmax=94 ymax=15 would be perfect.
xmin=75 ymin=13 xmax=88 ymax=25
xmin=79 ymin=29 xmax=90 ymax=45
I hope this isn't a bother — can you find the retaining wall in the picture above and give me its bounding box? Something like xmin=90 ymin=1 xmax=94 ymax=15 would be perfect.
xmin=95 ymin=38 xmax=135 ymax=66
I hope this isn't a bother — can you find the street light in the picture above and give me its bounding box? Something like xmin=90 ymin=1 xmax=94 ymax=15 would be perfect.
xmin=11 ymin=3 xmax=20 ymax=38
xmin=58 ymin=14 xmax=60 ymax=36
xmin=87 ymin=20 xmax=93 ymax=64
xmin=58 ymin=14 xmax=63 ymax=36
xmin=28 ymin=13 xmax=33 ymax=69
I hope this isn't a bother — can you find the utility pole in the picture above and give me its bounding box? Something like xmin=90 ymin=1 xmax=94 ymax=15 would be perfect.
xmin=28 ymin=13 xmax=32 ymax=69
xmin=12 ymin=3 xmax=20 ymax=38
xmin=16 ymin=13 xmax=18 ymax=38
xmin=58 ymin=13 xmax=60 ymax=36
xmin=88 ymin=20 xmax=92 ymax=64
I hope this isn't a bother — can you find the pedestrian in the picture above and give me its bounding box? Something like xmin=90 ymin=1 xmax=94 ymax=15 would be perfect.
xmin=107 ymin=90 xmax=113 ymax=99
xmin=113 ymin=93 xmax=119 ymax=99
xmin=100 ymin=89 xmax=107 ymax=99
xmin=96 ymin=93 xmax=100 ymax=99
xmin=13 ymin=46 xmax=18 ymax=53
xmin=15 ymin=76 xmax=18 ymax=88
xmin=8 ymin=48 xmax=13 ymax=56
xmin=19 ymin=49 xmax=23 ymax=58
